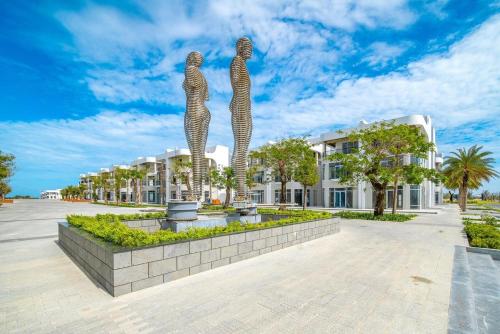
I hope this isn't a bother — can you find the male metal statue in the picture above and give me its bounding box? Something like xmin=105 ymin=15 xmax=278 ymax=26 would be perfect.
xmin=183 ymin=51 xmax=210 ymax=200
xmin=230 ymin=37 xmax=253 ymax=200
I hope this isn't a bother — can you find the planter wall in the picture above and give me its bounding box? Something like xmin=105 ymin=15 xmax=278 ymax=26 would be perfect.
xmin=58 ymin=217 xmax=340 ymax=297
xmin=122 ymin=219 xmax=163 ymax=233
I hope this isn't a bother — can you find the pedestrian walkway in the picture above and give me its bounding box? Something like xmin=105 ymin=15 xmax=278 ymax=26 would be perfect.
xmin=0 ymin=200 xmax=467 ymax=333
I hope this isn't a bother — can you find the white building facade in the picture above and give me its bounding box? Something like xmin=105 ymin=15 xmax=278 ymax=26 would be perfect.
xmin=40 ymin=189 xmax=62 ymax=200
xmin=78 ymin=115 xmax=442 ymax=210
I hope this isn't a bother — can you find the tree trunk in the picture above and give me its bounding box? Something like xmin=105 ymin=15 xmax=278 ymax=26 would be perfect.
xmin=224 ymin=186 xmax=231 ymax=208
xmin=391 ymin=180 xmax=398 ymax=215
xmin=209 ymin=177 xmax=212 ymax=204
xmin=373 ymin=185 xmax=385 ymax=216
xmin=448 ymin=191 xmax=453 ymax=203
xmin=302 ymin=185 xmax=307 ymax=211
xmin=279 ymin=179 xmax=286 ymax=211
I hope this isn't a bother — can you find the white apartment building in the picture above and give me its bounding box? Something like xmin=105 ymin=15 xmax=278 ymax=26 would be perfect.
xmin=80 ymin=145 xmax=230 ymax=205
xmin=78 ymin=115 xmax=442 ymax=210
xmin=247 ymin=115 xmax=443 ymax=210
xmin=40 ymin=189 xmax=62 ymax=200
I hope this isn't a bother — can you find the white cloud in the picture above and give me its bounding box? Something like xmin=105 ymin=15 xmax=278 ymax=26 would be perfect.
xmin=361 ymin=41 xmax=411 ymax=69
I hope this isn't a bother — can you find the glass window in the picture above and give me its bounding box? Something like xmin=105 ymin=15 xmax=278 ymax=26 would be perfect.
xmin=342 ymin=141 xmax=358 ymax=154
xmin=294 ymin=189 xmax=303 ymax=206
xmin=274 ymin=190 xmax=281 ymax=203
xmin=251 ymin=190 xmax=264 ymax=204
xmin=148 ymin=191 xmax=155 ymax=203
xmin=410 ymin=185 xmax=420 ymax=209
xmin=286 ymin=189 xmax=291 ymax=203
xmin=329 ymin=163 xmax=344 ymax=179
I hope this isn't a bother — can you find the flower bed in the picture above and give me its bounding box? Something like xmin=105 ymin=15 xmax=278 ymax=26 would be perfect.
xmin=463 ymin=217 xmax=500 ymax=249
xmin=67 ymin=210 xmax=332 ymax=248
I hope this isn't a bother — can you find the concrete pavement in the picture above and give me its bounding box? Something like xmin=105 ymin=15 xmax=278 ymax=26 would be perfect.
xmin=0 ymin=200 xmax=467 ymax=333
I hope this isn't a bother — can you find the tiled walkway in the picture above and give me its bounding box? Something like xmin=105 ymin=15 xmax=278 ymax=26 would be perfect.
xmin=0 ymin=200 xmax=467 ymax=333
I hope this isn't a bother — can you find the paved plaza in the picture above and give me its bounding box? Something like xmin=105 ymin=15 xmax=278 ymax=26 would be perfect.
xmin=0 ymin=200 xmax=467 ymax=333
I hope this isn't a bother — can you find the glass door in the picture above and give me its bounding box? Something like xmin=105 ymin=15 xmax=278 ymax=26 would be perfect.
xmin=334 ymin=188 xmax=346 ymax=208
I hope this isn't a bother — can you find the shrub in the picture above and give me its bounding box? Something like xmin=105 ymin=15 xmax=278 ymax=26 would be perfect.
xmin=67 ymin=209 xmax=333 ymax=248
xmin=463 ymin=222 xmax=500 ymax=249
xmin=95 ymin=212 xmax=167 ymax=222
xmin=332 ymin=210 xmax=416 ymax=222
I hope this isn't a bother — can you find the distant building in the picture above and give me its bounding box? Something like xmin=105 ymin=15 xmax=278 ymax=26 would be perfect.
xmin=40 ymin=189 xmax=62 ymax=200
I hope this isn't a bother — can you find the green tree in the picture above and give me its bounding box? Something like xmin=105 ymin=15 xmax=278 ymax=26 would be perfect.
xmin=329 ymin=122 xmax=435 ymax=216
xmin=113 ymin=168 xmax=127 ymax=204
xmin=0 ymin=151 xmax=15 ymax=201
xmin=90 ymin=176 xmax=102 ymax=202
xmin=442 ymin=145 xmax=498 ymax=212
xmin=207 ymin=166 xmax=220 ymax=203
xmin=294 ymin=150 xmax=319 ymax=210
xmin=215 ymin=167 xmax=236 ymax=208
xmin=251 ymin=138 xmax=312 ymax=210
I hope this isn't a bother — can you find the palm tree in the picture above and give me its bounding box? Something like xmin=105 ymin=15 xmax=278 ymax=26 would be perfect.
xmin=443 ymin=145 xmax=498 ymax=211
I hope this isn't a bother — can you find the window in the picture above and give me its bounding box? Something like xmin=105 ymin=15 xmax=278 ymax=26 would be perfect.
xmin=251 ymin=190 xmax=264 ymax=204
xmin=204 ymin=191 xmax=209 ymax=201
xmin=286 ymin=189 xmax=292 ymax=203
xmin=410 ymin=185 xmax=420 ymax=209
xmin=410 ymin=155 xmax=423 ymax=166
xmin=342 ymin=141 xmax=358 ymax=154
xmin=148 ymin=191 xmax=155 ymax=203
xmin=274 ymin=190 xmax=281 ymax=203
xmin=274 ymin=175 xmax=280 ymax=183
xmin=328 ymin=163 xmax=344 ymax=179
xmin=294 ymin=189 xmax=303 ymax=206
xmin=171 ymin=191 xmax=176 ymax=199
xmin=254 ymin=171 xmax=264 ymax=184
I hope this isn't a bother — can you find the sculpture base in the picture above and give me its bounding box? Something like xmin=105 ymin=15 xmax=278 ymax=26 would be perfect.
xmin=232 ymin=201 xmax=257 ymax=216
xmin=167 ymin=200 xmax=198 ymax=221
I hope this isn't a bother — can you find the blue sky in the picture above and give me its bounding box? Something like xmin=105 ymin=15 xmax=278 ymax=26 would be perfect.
xmin=0 ymin=0 xmax=499 ymax=196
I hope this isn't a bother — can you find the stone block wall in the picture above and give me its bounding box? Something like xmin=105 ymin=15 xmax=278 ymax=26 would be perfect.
xmin=121 ymin=219 xmax=162 ymax=233
xmin=58 ymin=217 xmax=340 ymax=297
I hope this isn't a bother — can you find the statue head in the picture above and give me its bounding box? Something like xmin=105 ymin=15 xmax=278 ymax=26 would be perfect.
xmin=186 ymin=51 xmax=203 ymax=68
xmin=236 ymin=37 xmax=252 ymax=60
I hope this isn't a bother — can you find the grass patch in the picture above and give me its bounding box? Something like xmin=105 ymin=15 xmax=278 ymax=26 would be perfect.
xmin=67 ymin=209 xmax=333 ymax=248
xmin=332 ymin=210 xmax=416 ymax=222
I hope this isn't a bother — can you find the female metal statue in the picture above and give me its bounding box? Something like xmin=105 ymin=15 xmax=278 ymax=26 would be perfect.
xmin=230 ymin=37 xmax=253 ymax=201
xmin=183 ymin=51 xmax=210 ymax=200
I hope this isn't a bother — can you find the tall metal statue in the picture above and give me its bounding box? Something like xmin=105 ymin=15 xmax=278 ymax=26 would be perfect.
xmin=230 ymin=37 xmax=253 ymax=200
xmin=183 ymin=51 xmax=210 ymax=200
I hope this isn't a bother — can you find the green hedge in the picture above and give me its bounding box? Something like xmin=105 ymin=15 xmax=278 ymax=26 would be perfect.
xmin=95 ymin=212 xmax=167 ymax=222
xmin=463 ymin=222 xmax=500 ymax=249
xmin=66 ymin=210 xmax=333 ymax=248
xmin=332 ymin=210 xmax=416 ymax=222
